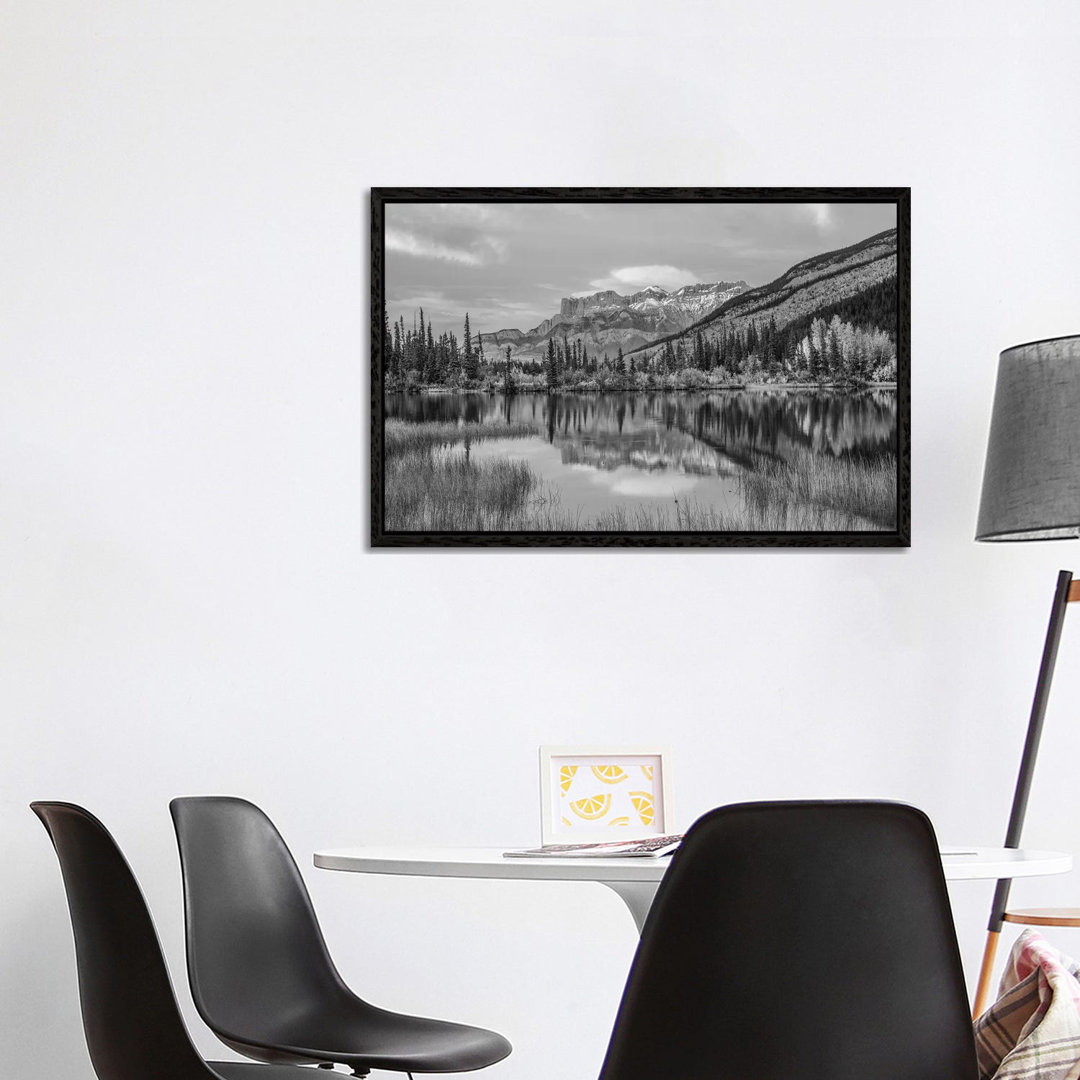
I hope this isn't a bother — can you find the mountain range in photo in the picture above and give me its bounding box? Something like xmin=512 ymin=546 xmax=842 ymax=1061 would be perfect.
xmin=476 ymin=227 xmax=897 ymax=369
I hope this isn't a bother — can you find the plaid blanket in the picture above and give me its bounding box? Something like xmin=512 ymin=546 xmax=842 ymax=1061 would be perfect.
xmin=975 ymin=929 xmax=1080 ymax=1079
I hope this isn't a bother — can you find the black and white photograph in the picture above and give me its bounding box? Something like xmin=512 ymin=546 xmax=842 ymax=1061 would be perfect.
xmin=372 ymin=188 xmax=909 ymax=547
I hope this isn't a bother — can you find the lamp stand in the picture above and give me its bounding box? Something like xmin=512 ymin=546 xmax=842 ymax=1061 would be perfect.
xmin=972 ymin=569 xmax=1077 ymax=1018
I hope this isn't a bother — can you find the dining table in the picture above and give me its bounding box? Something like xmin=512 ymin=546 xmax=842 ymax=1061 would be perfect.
xmin=313 ymin=844 xmax=1073 ymax=934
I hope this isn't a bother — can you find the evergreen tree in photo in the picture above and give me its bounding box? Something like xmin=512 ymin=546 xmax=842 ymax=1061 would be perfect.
xmin=693 ymin=331 xmax=705 ymax=370
xmin=416 ymin=309 xmax=427 ymax=382
xmin=447 ymin=331 xmax=460 ymax=382
xmin=463 ymin=313 xmax=480 ymax=383
xmin=663 ymin=340 xmax=676 ymax=374
xmin=675 ymin=339 xmax=690 ymax=373
xmin=503 ymin=345 xmax=516 ymax=395
xmin=546 ymin=336 xmax=559 ymax=391
xmin=762 ymin=316 xmax=779 ymax=377
xmin=806 ymin=320 xmax=821 ymax=380
xmin=388 ymin=310 xmax=401 ymax=384
xmin=383 ymin=307 xmax=392 ymax=376
xmin=463 ymin=311 xmax=473 ymax=364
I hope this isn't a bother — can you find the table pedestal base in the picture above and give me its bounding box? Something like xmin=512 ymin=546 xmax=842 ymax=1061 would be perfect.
xmin=601 ymin=881 xmax=659 ymax=935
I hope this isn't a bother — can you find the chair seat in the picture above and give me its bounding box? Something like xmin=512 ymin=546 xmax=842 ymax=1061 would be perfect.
xmin=225 ymin=1004 xmax=512 ymax=1073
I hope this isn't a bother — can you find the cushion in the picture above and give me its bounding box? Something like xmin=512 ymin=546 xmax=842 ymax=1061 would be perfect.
xmin=974 ymin=928 xmax=1080 ymax=1079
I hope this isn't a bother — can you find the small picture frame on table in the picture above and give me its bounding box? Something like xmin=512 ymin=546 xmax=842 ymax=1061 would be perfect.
xmin=539 ymin=745 xmax=672 ymax=845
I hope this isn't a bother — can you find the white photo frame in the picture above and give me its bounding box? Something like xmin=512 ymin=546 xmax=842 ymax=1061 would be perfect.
xmin=539 ymin=745 xmax=673 ymax=845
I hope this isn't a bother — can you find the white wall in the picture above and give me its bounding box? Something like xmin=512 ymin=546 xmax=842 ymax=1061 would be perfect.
xmin=5 ymin=2 xmax=1080 ymax=1076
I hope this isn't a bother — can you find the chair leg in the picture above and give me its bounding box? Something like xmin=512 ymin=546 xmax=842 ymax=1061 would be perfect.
xmin=973 ymin=928 xmax=1001 ymax=1019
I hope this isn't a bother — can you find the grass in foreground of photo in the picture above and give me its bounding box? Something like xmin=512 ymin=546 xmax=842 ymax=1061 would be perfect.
xmin=739 ymin=448 xmax=896 ymax=531
xmin=385 ymin=419 xmax=540 ymax=531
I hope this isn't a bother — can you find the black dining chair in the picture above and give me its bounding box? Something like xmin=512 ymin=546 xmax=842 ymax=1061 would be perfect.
xmin=597 ymin=800 xmax=979 ymax=1080
xmin=169 ymin=796 xmax=511 ymax=1078
xmin=31 ymin=801 xmax=317 ymax=1080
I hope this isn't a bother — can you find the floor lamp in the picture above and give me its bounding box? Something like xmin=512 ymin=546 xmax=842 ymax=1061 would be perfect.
xmin=972 ymin=334 xmax=1080 ymax=1018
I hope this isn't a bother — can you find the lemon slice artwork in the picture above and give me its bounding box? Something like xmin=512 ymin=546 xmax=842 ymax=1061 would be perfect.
xmin=630 ymin=791 xmax=655 ymax=827
xmin=569 ymin=793 xmax=612 ymax=821
xmin=591 ymin=764 xmax=628 ymax=785
xmin=559 ymin=765 xmax=578 ymax=794
xmin=609 ymin=816 xmax=630 ymax=827
xmin=641 ymin=764 xmax=654 ymax=781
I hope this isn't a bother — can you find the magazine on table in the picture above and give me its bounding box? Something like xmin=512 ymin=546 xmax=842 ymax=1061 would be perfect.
xmin=504 ymin=834 xmax=683 ymax=859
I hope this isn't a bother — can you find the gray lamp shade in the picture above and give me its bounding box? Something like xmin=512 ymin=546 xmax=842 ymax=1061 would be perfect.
xmin=976 ymin=334 xmax=1080 ymax=541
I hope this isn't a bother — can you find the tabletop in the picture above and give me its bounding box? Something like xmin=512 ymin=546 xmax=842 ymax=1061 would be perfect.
xmin=314 ymin=844 xmax=1073 ymax=883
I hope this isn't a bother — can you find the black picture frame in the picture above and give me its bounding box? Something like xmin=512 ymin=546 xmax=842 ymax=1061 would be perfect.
xmin=372 ymin=187 xmax=910 ymax=548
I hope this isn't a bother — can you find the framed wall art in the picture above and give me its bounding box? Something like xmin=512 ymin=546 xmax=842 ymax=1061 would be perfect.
xmin=372 ymin=187 xmax=910 ymax=547
xmin=538 ymin=745 xmax=672 ymax=845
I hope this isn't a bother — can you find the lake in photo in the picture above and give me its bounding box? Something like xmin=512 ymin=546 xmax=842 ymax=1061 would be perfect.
xmin=384 ymin=388 xmax=897 ymax=533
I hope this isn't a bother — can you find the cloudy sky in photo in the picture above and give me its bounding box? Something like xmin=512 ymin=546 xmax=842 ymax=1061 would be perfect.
xmin=384 ymin=201 xmax=897 ymax=339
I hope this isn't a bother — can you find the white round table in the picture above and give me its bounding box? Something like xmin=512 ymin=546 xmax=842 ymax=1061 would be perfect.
xmin=314 ymin=845 xmax=1073 ymax=934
